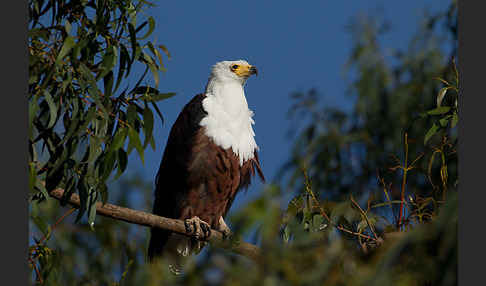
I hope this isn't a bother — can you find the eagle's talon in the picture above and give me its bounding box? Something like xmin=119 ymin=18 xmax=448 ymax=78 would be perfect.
xmin=193 ymin=221 xmax=199 ymax=238
xmin=201 ymin=223 xmax=211 ymax=239
xmin=184 ymin=219 xmax=192 ymax=233
xmin=217 ymin=216 xmax=232 ymax=240
xmin=185 ymin=216 xmax=210 ymax=240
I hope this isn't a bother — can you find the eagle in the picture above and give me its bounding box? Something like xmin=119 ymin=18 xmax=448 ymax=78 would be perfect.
xmin=147 ymin=60 xmax=265 ymax=269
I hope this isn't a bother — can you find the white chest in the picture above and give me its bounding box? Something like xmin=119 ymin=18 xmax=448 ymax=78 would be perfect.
xmin=199 ymin=83 xmax=258 ymax=165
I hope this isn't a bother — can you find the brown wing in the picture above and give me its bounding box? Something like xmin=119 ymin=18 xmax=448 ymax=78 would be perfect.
xmin=148 ymin=93 xmax=264 ymax=261
xmin=148 ymin=93 xmax=208 ymax=261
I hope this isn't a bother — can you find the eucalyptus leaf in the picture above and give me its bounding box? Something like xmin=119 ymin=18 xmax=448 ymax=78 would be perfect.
xmin=143 ymin=107 xmax=154 ymax=148
xmin=128 ymin=127 xmax=144 ymax=164
xmin=115 ymin=149 xmax=128 ymax=180
xmin=451 ymin=112 xmax=458 ymax=128
xmin=139 ymin=16 xmax=155 ymax=40
xmin=427 ymin=106 xmax=451 ymax=115
xmin=56 ymin=36 xmax=75 ymax=65
xmin=43 ymin=90 xmax=58 ymax=129
xmin=146 ymin=93 xmax=176 ymax=102
xmin=424 ymin=123 xmax=440 ymax=145
xmin=436 ymin=87 xmax=449 ymax=107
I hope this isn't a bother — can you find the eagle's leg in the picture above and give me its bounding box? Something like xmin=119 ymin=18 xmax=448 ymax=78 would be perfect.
xmin=217 ymin=216 xmax=232 ymax=239
xmin=184 ymin=216 xmax=211 ymax=240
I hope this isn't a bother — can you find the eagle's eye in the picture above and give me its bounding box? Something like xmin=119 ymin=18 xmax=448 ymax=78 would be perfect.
xmin=231 ymin=64 xmax=239 ymax=71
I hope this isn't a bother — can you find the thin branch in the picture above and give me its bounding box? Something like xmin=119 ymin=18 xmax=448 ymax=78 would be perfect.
xmin=29 ymin=257 xmax=43 ymax=285
xmin=38 ymin=207 xmax=76 ymax=245
xmin=350 ymin=196 xmax=379 ymax=240
xmin=302 ymin=168 xmax=378 ymax=242
xmin=398 ymin=132 xmax=409 ymax=230
xmin=48 ymin=188 xmax=261 ymax=262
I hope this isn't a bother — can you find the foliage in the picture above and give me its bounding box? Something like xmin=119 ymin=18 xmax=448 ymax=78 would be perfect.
xmin=28 ymin=0 xmax=173 ymax=231
xmin=28 ymin=0 xmax=174 ymax=282
xmin=28 ymin=1 xmax=458 ymax=285
xmin=281 ymin=2 xmax=458 ymax=203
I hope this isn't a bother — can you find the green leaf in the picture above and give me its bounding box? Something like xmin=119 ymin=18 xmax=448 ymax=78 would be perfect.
xmin=75 ymin=180 xmax=87 ymax=222
xmin=149 ymin=136 xmax=156 ymax=151
xmin=115 ymin=149 xmax=128 ymax=180
xmin=286 ymin=195 xmax=304 ymax=217
xmin=436 ymin=87 xmax=450 ymax=107
xmin=148 ymin=42 xmax=166 ymax=71
xmin=87 ymin=137 xmax=102 ymax=163
xmin=127 ymin=3 xmax=137 ymax=26
xmin=98 ymin=45 xmax=118 ymax=80
xmin=143 ymin=107 xmax=154 ymax=148
xmin=77 ymin=105 xmax=97 ymax=136
xmin=110 ymin=126 xmax=128 ymax=152
xmin=146 ymin=58 xmax=159 ymax=87
xmin=312 ymin=214 xmax=325 ymax=232
xmin=428 ymin=151 xmax=439 ymax=186
xmin=115 ymin=44 xmax=129 ymax=92
xmin=424 ymin=123 xmax=440 ymax=145
xmin=128 ymin=23 xmax=138 ymax=64
xmin=101 ymin=151 xmax=117 ymax=180
xmin=103 ymin=71 xmax=114 ymax=98
xmin=133 ymin=86 xmax=158 ymax=95
xmin=139 ymin=16 xmax=155 ymax=40
xmin=126 ymin=104 xmax=137 ymax=126
xmin=151 ymin=102 xmax=164 ymax=124
xmin=29 ymin=93 xmax=39 ymax=138
xmin=31 ymin=213 xmax=49 ymax=237
xmin=451 ymin=112 xmax=458 ymax=128
xmin=283 ymin=225 xmax=291 ymax=243
xmin=146 ymin=92 xmax=176 ymax=102
xmin=100 ymin=182 xmax=109 ymax=205
xmin=56 ymin=36 xmax=75 ymax=65
xmin=64 ymin=20 xmax=72 ymax=34
xmin=59 ymin=117 xmax=80 ymax=146
xmin=427 ymin=106 xmax=451 ymax=115
xmin=159 ymin=45 xmax=171 ymax=60
xmin=72 ymin=38 xmax=87 ymax=60
xmin=79 ymin=63 xmax=108 ymax=116
xmin=87 ymin=188 xmax=98 ymax=230
xmin=29 ymin=28 xmax=50 ymax=41
xmin=439 ymin=115 xmax=452 ymax=127
xmin=29 ymin=163 xmax=36 ymax=194
xmin=43 ymin=90 xmax=58 ymax=129
xmin=35 ymin=180 xmax=49 ymax=201
xmin=128 ymin=127 xmax=144 ymax=164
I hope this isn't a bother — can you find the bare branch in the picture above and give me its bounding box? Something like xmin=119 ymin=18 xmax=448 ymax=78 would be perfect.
xmin=48 ymin=188 xmax=262 ymax=262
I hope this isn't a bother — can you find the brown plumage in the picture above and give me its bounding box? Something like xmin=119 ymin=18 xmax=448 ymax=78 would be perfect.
xmin=148 ymin=93 xmax=264 ymax=262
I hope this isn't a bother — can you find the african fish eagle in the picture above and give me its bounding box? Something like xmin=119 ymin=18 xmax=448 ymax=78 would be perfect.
xmin=148 ymin=60 xmax=265 ymax=268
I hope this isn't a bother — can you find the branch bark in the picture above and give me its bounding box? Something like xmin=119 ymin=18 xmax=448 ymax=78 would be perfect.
xmin=48 ymin=188 xmax=261 ymax=262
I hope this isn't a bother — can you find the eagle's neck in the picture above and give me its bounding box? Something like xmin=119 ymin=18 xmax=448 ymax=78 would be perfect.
xmin=200 ymin=79 xmax=258 ymax=165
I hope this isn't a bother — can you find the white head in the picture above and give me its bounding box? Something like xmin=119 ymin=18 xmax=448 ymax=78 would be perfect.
xmin=205 ymin=60 xmax=258 ymax=91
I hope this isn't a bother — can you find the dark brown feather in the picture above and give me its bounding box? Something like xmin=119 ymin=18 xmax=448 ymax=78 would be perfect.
xmin=148 ymin=93 xmax=264 ymax=261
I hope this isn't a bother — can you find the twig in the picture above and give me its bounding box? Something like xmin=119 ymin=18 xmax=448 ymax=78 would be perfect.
xmin=350 ymin=196 xmax=379 ymax=240
xmin=38 ymin=207 xmax=76 ymax=245
xmin=29 ymin=257 xmax=43 ymax=285
xmin=48 ymin=188 xmax=261 ymax=262
xmin=302 ymin=168 xmax=378 ymax=242
xmin=398 ymin=133 xmax=409 ymax=230
xmin=335 ymin=225 xmax=377 ymax=241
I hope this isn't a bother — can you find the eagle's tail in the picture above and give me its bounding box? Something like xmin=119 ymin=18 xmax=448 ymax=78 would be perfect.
xmin=147 ymin=227 xmax=171 ymax=262
xmin=148 ymin=228 xmax=202 ymax=275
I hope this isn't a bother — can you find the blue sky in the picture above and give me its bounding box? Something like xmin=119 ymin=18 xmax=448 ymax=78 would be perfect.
xmin=121 ymin=1 xmax=446 ymax=214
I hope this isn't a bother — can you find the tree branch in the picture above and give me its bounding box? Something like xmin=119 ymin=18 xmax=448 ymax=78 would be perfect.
xmin=48 ymin=188 xmax=261 ymax=262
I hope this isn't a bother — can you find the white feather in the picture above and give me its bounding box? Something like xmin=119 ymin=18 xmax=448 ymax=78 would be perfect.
xmin=199 ymin=60 xmax=259 ymax=165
